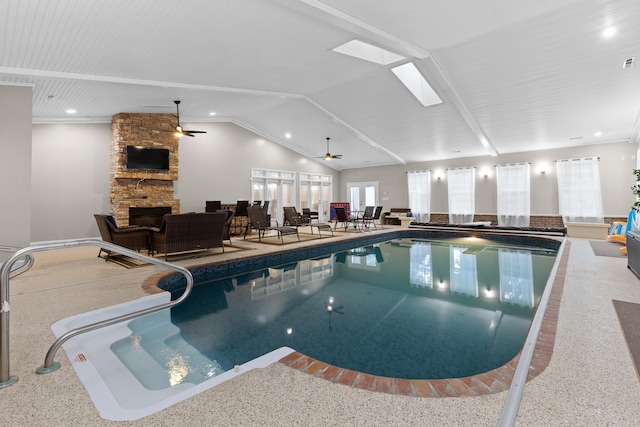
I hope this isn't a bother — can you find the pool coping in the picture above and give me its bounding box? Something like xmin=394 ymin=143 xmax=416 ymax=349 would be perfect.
xmin=278 ymin=239 xmax=569 ymax=397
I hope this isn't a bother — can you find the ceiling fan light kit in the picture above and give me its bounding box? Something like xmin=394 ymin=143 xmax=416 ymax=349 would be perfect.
xmin=317 ymin=137 xmax=342 ymax=160
xmin=173 ymin=100 xmax=206 ymax=137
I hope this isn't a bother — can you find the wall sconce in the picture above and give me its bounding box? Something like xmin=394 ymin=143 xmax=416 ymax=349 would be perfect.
xmin=537 ymin=163 xmax=549 ymax=174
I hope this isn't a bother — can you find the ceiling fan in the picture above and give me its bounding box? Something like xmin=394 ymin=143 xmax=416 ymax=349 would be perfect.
xmin=316 ymin=137 xmax=342 ymax=160
xmin=173 ymin=100 xmax=206 ymax=137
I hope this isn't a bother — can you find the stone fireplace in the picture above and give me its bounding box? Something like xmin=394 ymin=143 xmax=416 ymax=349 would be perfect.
xmin=110 ymin=113 xmax=181 ymax=226
xmin=129 ymin=206 xmax=172 ymax=228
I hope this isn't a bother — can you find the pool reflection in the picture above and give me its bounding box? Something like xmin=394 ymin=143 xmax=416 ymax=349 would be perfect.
xmin=166 ymin=238 xmax=556 ymax=379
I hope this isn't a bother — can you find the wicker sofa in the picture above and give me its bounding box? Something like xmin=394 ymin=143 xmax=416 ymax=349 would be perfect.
xmin=151 ymin=212 xmax=227 ymax=259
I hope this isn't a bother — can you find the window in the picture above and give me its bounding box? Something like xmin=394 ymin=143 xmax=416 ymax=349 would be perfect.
xmin=251 ymin=168 xmax=297 ymax=224
xmin=496 ymin=163 xmax=530 ymax=226
xmin=300 ymin=173 xmax=332 ymax=221
xmin=447 ymin=168 xmax=475 ymax=224
xmin=556 ymin=158 xmax=604 ymax=223
xmin=407 ymin=170 xmax=431 ymax=223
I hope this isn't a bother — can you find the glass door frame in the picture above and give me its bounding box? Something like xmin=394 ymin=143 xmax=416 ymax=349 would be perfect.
xmin=346 ymin=181 xmax=379 ymax=214
xmin=251 ymin=168 xmax=297 ymax=225
xmin=300 ymin=172 xmax=332 ymax=222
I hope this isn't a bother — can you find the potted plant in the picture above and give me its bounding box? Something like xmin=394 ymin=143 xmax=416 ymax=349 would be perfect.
xmin=632 ymin=169 xmax=640 ymax=212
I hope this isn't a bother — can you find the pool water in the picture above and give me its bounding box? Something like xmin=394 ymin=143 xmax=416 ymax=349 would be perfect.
xmin=113 ymin=236 xmax=557 ymax=384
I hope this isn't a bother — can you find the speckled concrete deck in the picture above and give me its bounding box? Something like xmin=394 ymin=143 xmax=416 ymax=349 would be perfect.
xmin=1 ymin=230 xmax=639 ymax=426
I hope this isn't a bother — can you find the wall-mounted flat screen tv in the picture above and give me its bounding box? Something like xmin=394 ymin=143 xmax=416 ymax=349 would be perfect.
xmin=126 ymin=145 xmax=170 ymax=171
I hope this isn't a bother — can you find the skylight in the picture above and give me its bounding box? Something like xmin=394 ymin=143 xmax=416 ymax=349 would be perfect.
xmin=331 ymin=39 xmax=405 ymax=65
xmin=391 ymin=62 xmax=443 ymax=107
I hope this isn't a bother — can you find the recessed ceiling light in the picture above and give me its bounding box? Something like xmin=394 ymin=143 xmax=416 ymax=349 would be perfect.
xmin=391 ymin=62 xmax=443 ymax=107
xmin=285 ymin=133 xmax=292 ymax=139
xmin=603 ymin=27 xmax=616 ymax=38
xmin=66 ymin=109 xmax=77 ymax=114
xmin=209 ymin=112 xmax=216 ymax=116
xmin=594 ymin=131 xmax=602 ymax=137
xmin=332 ymin=39 xmax=405 ymax=65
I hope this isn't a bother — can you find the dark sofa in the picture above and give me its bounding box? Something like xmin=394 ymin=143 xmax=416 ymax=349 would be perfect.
xmin=151 ymin=212 xmax=227 ymax=259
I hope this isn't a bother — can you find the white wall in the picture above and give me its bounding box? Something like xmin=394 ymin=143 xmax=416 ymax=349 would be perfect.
xmin=28 ymin=120 xmax=639 ymax=242
xmin=30 ymin=121 xmax=340 ymax=241
xmin=340 ymin=141 xmax=638 ymax=218
xmin=31 ymin=123 xmax=112 ymax=241
xmin=0 ymin=85 xmax=32 ymax=248
xmin=175 ymin=122 xmax=339 ymax=213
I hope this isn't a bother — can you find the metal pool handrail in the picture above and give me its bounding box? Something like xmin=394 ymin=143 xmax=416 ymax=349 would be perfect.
xmin=496 ymin=237 xmax=568 ymax=427
xmin=0 ymin=245 xmax=34 ymax=278
xmin=0 ymin=238 xmax=194 ymax=388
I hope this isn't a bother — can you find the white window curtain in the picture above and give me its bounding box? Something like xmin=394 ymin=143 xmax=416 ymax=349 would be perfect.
xmin=496 ymin=163 xmax=530 ymax=226
xmin=407 ymin=170 xmax=431 ymax=223
xmin=556 ymin=158 xmax=604 ymax=223
xmin=447 ymin=168 xmax=475 ymax=224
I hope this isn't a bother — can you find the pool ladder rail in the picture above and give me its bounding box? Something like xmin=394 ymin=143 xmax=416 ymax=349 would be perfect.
xmin=0 ymin=238 xmax=194 ymax=389
xmin=0 ymin=245 xmax=34 ymax=278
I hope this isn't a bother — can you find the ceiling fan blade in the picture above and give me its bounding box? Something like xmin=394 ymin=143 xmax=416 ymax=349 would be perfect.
xmin=318 ymin=137 xmax=342 ymax=159
xmin=172 ymin=101 xmax=207 ymax=136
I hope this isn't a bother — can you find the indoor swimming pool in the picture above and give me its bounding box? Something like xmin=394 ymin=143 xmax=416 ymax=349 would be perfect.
xmin=53 ymin=231 xmax=562 ymax=420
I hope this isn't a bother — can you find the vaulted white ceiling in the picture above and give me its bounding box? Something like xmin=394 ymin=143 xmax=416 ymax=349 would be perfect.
xmin=2 ymin=0 xmax=639 ymax=170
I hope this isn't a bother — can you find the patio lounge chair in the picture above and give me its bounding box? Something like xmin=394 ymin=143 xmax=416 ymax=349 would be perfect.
xmin=356 ymin=206 xmax=375 ymax=229
xmin=333 ymin=206 xmax=355 ymax=230
xmin=245 ymin=206 xmax=299 ymax=243
xmin=283 ymin=206 xmax=310 ymax=227
xmin=302 ymin=207 xmax=319 ymax=223
xmin=216 ymin=209 xmax=234 ymax=245
xmin=284 ymin=206 xmax=333 ymax=237
xmin=371 ymin=206 xmax=383 ymax=229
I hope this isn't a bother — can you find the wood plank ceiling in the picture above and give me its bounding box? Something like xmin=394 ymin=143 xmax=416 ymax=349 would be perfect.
xmin=1 ymin=0 xmax=639 ymax=170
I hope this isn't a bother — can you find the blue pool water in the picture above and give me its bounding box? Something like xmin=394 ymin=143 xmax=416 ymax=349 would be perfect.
xmin=113 ymin=233 xmax=558 ymax=384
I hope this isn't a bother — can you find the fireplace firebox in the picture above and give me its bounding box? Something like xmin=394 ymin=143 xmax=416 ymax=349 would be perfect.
xmin=129 ymin=207 xmax=172 ymax=228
